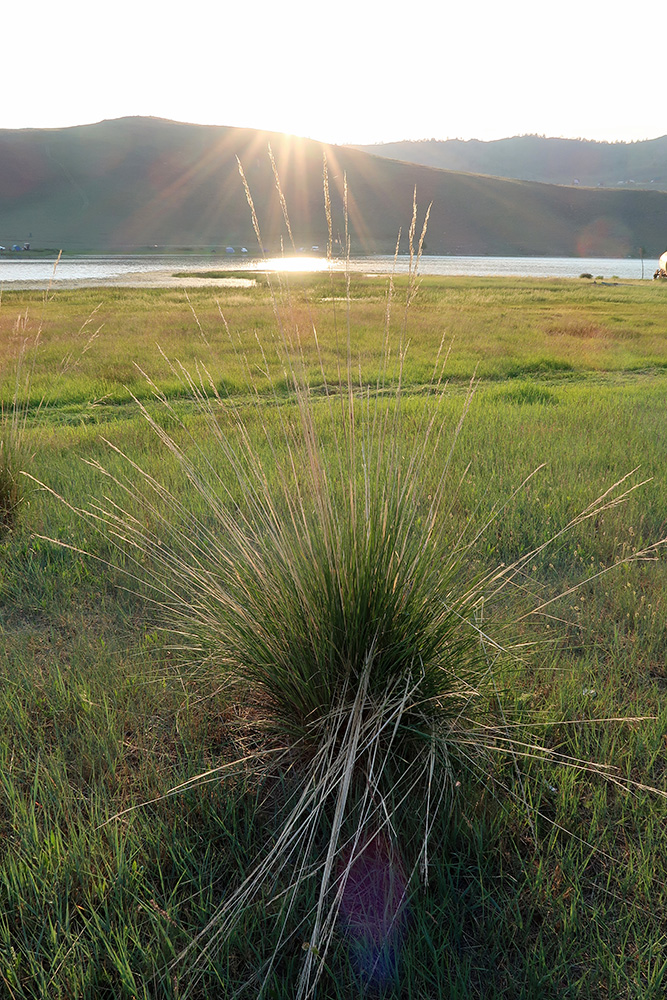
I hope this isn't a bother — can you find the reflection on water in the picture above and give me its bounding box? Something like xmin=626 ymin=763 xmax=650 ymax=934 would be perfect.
xmin=257 ymin=256 xmax=331 ymax=273
xmin=0 ymin=252 xmax=654 ymax=284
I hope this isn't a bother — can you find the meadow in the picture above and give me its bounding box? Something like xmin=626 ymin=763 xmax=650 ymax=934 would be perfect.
xmin=2 ymin=272 xmax=667 ymax=998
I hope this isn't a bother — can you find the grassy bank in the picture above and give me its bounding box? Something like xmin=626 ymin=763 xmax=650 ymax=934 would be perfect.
xmin=1 ymin=275 xmax=667 ymax=998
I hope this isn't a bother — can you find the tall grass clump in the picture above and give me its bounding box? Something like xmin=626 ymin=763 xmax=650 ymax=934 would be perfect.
xmin=40 ymin=343 xmax=494 ymax=995
xmin=31 ymin=174 xmax=666 ymax=997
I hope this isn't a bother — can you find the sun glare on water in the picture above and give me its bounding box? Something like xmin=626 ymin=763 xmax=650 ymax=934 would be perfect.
xmin=254 ymin=255 xmax=332 ymax=273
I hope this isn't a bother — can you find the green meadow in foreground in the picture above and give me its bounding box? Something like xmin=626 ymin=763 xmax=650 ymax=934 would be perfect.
xmin=1 ymin=274 xmax=667 ymax=998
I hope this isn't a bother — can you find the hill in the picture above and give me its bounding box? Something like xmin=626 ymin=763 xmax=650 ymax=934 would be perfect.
xmin=349 ymin=135 xmax=667 ymax=191
xmin=1 ymin=117 xmax=667 ymax=257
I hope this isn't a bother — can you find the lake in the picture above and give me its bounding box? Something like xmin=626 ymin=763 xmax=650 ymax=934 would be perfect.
xmin=0 ymin=253 xmax=655 ymax=285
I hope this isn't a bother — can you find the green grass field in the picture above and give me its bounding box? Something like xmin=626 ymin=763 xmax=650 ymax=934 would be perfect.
xmin=2 ymin=274 xmax=667 ymax=998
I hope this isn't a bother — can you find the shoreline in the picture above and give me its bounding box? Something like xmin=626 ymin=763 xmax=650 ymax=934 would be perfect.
xmin=0 ymin=269 xmax=259 ymax=291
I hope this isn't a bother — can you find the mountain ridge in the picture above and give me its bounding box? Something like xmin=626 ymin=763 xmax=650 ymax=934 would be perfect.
xmin=348 ymin=135 xmax=667 ymax=191
xmin=1 ymin=117 xmax=666 ymax=257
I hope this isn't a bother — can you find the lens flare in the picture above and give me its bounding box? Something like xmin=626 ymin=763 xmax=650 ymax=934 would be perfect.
xmin=337 ymin=833 xmax=407 ymax=986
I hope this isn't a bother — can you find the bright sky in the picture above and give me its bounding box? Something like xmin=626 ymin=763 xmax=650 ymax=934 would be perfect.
xmin=5 ymin=0 xmax=661 ymax=144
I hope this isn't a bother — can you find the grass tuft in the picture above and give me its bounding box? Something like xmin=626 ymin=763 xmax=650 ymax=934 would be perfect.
xmin=31 ymin=199 xmax=527 ymax=994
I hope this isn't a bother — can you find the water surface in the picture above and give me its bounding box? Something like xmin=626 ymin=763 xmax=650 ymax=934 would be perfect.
xmin=0 ymin=253 xmax=654 ymax=285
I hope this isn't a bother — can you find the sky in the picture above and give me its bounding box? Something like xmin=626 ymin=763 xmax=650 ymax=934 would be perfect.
xmin=5 ymin=0 xmax=662 ymax=145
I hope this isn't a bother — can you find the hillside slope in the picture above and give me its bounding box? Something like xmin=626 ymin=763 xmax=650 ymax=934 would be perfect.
xmin=1 ymin=118 xmax=666 ymax=256
xmin=349 ymin=136 xmax=667 ymax=191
